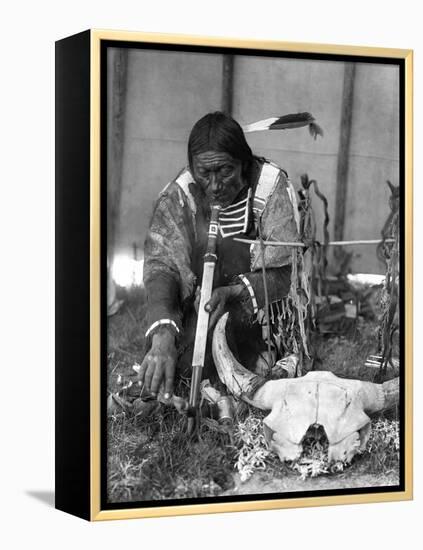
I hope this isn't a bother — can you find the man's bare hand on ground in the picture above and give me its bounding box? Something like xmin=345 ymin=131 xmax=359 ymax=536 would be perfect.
xmin=139 ymin=284 xmax=248 ymax=398
xmin=138 ymin=327 xmax=177 ymax=399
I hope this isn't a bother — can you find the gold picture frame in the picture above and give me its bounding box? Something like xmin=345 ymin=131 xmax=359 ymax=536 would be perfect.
xmin=55 ymin=29 xmax=413 ymax=521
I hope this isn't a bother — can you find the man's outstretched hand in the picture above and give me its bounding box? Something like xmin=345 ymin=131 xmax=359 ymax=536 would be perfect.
xmin=204 ymin=283 xmax=245 ymax=330
xmin=138 ymin=284 xmax=247 ymax=399
xmin=137 ymin=327 xmax=177 ymax=399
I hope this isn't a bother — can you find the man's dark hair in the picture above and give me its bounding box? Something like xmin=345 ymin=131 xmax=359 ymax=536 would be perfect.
xmin=188 ymin=112 xmax=254 ymax=178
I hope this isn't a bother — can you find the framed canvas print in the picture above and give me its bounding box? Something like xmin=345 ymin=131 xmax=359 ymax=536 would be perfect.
xmin=55 ymin=29 xmax=413 ymax=521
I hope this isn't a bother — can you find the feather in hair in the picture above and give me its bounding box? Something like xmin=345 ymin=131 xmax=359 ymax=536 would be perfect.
xmin=243 ymin=112 xmax=323 ymax=140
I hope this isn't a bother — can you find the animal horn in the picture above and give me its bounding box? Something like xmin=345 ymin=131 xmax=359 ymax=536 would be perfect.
xmin=212 ymin=313 xmax=264 ymax=400
xmin=212 ymin=312 xmax=288 ymax=409
xmin=381 ymin=377 xmax=400 ymax=410
xmin=359 ymin=377 xmax=400 ymax=413
xmin=212 ymin=313 xmax=400 ymax=414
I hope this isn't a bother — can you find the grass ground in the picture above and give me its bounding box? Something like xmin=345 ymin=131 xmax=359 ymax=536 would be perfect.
xmin=107 ymin=288 xmax=400 ymax=504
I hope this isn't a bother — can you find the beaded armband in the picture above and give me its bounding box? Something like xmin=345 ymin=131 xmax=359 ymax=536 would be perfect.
xmin=237 ymin=274 xmax=259 ymax=315
xmin=145 ymin=319 xmax=180 ymax=340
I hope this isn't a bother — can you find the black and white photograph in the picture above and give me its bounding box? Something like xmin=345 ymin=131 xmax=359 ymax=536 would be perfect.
xmin=4 ymin=0 xmax=423 ymax=541
xmin=104 ymin=40 xmax=405 ymax=507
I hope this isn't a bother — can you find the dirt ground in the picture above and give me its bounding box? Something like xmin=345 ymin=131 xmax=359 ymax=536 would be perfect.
xmin=227 ymin=471 xmax=399 ymax=496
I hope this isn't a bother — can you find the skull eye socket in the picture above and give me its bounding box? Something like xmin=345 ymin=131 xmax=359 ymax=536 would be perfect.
xmin=263 ymin=423 xmax=275 ymax=447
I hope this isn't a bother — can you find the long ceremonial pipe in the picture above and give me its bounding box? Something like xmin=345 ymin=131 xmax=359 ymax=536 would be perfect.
xmin=233 ymin=238 xmax=395 ymax=247
xmin=187 ymin=205 xmax=221 ymax=434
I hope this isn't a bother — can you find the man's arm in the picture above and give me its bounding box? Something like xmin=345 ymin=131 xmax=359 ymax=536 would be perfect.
xmin=237 ymin=170 xmax=299 ymax=314
xmin=144 ymin=272 xmax=182 ymax=343
xmin=140 ymin=186 xmax=196 ymax=396
xmin=237 ymin=266 xmax=292 ymax=316
xmin=205 ymin=266 xmax=291 ymax=329
xmin=143 ymin=187 xmax=196 ymax=338
xmin=250 ymin=171 xmax=300 ymax=272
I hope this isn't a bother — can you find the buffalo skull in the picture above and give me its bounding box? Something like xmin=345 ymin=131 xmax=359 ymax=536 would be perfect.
xmin=213 ymin=313 xmax=399 ymax=464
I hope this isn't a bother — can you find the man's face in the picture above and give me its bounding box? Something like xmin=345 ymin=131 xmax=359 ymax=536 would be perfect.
xmin=191 ymin=151 xmax=245 ymax=208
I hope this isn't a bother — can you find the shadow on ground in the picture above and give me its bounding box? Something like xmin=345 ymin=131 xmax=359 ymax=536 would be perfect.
xmin=26 ymin=490 xmax=55 ymax=508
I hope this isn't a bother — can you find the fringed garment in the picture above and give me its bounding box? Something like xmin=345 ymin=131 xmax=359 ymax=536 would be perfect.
xmin=143 ymin=158 xmax=300 ymax=376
